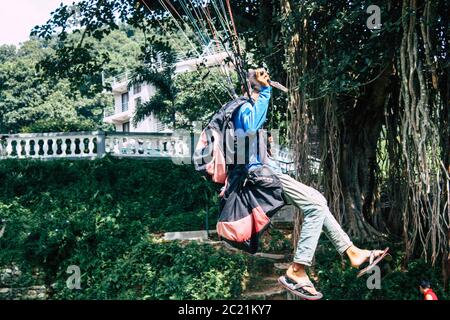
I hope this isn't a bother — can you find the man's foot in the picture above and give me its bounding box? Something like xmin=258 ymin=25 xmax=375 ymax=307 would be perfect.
xmin=285 ymin=263 xmax=318 ymax=295
xmin=346 ymin=246 xmax=387 ymax=268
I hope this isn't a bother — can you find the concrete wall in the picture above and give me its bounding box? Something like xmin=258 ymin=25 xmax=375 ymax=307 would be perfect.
xmin=112 ymin=83 xmax=166 ymax=133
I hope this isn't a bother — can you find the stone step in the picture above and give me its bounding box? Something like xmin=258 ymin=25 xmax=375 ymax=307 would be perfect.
xmin=286 ymin=291 xmax=307 ymax=300
xmin=254 ymin=252 xmax=289 ymax=261
xmin=163 ymin=230 xmax=217 ymax=241
xmin=204 ymin=240 xmax=292 ymax=261
xmin=241 ymin=287 xmax=286 ymax=300
xmin=244 ymin=276 xmax=308 ymax=301
xmin=273 ymin=262 xmax=291 ymax=276
xmin=271 ymin=205 xmax=295 ymax=224
xmin=241 ymin=276 xmax=286 ymax=300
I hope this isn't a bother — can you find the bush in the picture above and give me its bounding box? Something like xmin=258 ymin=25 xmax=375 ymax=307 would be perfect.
xmin=259 ymin=228 xmax=293 ymax=254
xmin=1 ymin=158 xmax=448 ymax=300
xmin=51 ymin=238 xmax=248 ymax=300
xmin=313 ymin=240 xmax=450 ymax=300
xmin=0 ymin=157 xmax=219 ymax=232
xmin=0 ymin=158 xmax=249 ymax=300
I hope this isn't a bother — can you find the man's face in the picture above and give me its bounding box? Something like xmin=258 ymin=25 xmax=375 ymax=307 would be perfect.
xmin=256 ymin=67 xmax=268 ymax=77
xmin=255 ymin=68 xmax=270 ymax=86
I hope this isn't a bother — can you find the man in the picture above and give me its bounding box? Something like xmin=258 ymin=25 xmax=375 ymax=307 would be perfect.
xmin=233 ymin=68 xmax=389 ymax=300
xmin=419 ymin=280 xmax=439 ymax=300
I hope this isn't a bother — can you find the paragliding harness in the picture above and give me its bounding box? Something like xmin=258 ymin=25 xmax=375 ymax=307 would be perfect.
xmin=138 ymin=0 xmax=290 ymax=254
xmin=193 ymin=97 xmax=285 ymax=254
xmin=193 ymin=96 xmax=251 ymax=183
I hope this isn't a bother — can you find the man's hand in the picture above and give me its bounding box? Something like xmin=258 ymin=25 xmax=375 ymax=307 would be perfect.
xmin=255 ymin=68 xmax=270 ymax=87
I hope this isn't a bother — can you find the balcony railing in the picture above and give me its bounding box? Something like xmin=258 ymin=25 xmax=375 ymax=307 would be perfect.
xmin=0 ymin=131 xmax=295 ymax=173
xmin=0 ymin=132 xmax=186 ymax=160
xmin=106 ymin=71 xmax=129 ymax=88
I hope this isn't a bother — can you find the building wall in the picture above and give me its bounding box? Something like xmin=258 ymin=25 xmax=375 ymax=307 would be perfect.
xmin=111 ymin=83 xmax=165 ymax=133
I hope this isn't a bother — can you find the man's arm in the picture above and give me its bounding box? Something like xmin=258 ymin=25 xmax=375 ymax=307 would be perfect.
xmin=240 ymin=86 xmax=272 ymax=135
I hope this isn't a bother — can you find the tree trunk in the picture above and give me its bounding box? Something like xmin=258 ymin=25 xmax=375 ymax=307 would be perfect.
xmin=336 ymin=66 xmax=393 ymax=239
xmin=339 ymin=122 xmax=384 ymax=239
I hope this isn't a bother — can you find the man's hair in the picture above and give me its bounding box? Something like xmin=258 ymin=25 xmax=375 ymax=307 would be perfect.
xmin=245 ymin=69 xmax=262 ymax=94
xmin=420 ymin=280 xmax=431 ymax=288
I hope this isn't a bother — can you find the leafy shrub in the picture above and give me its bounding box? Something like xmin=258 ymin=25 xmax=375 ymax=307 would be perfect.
xmin=259 ymin=228 xmax=292 ymax=254
xmin=313 ymin=240 xmax=449 ymax=300
xmin=0 ymin=157 xmax=219 ymax=233
xmin=49 ymin=238 xmax=248 ymax=300
xmin=0 ymin=158 xmax=250 ymax=299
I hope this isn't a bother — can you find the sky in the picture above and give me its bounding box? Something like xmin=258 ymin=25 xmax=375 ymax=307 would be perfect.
xmin=0 ymin=0 xmax=78 ymax=46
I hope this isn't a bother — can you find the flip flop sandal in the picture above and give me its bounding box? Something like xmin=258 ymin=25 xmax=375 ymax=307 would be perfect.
xmin=356 ymin=247 xmax=390 ymax=278
xmin=278 ymin=276 xmax=323 ymax=300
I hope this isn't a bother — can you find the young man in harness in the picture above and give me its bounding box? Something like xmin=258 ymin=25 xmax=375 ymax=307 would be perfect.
xmin=233 ymin=68 xmax=389 ymax=300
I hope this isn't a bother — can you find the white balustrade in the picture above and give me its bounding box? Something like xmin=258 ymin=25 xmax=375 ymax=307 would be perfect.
xmin=104 ymin=132 xmax=190 ymax=160
xmin=0 ymin=132 xmax=104 ymax=160
xmin=0 ymin=131 xmax=294 ymax=172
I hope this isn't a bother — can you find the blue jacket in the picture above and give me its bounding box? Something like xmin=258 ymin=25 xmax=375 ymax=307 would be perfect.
xmin=232 ymin=86 xmax=271 ymax=170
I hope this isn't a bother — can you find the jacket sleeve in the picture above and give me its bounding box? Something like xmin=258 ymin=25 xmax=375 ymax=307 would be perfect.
xmin=238 ymin=86 xmax=271 ymax=135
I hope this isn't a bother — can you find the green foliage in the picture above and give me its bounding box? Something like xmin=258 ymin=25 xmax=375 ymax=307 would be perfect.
xmin=0 ymin=157 xmax=218 ymax=232
xmin=259 ymin=228 xmax=292 ymax=254
xmin=131 ymin=41 xmax=234 ymax=130
xmin=0 ymin=26 xmax=150 ymax=133
xmin=130 ymin=40 xmax=178 ymax=128
xmin=0 ymin=158 xmax=248 ymax=299
xmin=30 ymin=2 xmax=141 ymax=90
xmin=281 ymin=0 xmax=396 ymax=98
xmin=0 ymin=40 xmax=110 ymax=133
xmin=51 ymin=239 xmax=247 ymax=300
xmin=314 ymin=241 xmax=450 ymax=300
xmin=174 ymin=68 xmax=238 ymax=128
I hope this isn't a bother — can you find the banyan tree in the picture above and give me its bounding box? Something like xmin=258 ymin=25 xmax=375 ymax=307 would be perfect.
xmin=278 ymin=0 xmax=449 ymax=277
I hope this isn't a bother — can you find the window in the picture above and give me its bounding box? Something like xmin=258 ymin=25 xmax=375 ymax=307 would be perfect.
xmin=133 ymin=83 xmax=141 ymax=95
xmin=121 ymin=92 xmax=129 ymax=112
xmin=123 ymin=122 xmax=130 ymax=132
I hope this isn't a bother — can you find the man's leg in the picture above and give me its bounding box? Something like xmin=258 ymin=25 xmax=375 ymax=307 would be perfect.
xmin=277 ymin=173 xmax=387 ymax=290
xmin=277 ymin=173 xmax=352 ymax=264
xmin=275 ymin=173 xmax=331 ymax=295
xmin=322 ymin=207 xmax=353 ymax=255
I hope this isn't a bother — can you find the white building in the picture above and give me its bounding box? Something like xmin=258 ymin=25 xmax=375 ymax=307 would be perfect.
xmin=103 ymin=44 xmax=229 ymax=133
xmin=103 ymin=74 xmax=165 ymax=133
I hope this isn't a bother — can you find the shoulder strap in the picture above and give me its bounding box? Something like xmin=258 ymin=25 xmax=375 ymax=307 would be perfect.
xmin=224 ymin=96 xmax=251 ymax=120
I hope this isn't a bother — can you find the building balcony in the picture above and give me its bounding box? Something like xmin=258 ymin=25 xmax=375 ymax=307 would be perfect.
xmin=174 ymin=51 xmax=229 ymax=73
xmin=103 ymin=109 xmax=132 ymax=124
xmin=109 ymin=72 xmax=129 ymax=93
